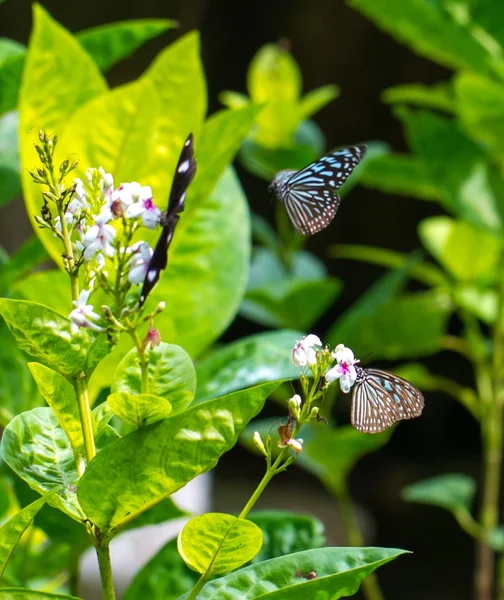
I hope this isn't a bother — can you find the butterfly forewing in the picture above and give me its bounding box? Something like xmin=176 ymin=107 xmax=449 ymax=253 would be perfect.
xmin=275 ymin=145 xmax=366 ymax=236
xmin=139 ymin=133 xmax=197 ymax=306
xmin=351 ymin=367 xmax=424 ymax=434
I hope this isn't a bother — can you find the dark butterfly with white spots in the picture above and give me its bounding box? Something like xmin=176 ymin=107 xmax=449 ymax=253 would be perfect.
xmin=269 ymin=145 xmax=367 ymax=235
xmin=139 ymin=133 xmax=197 ymax=306
xmin=351 ymin=366 xmax=424 ymax=434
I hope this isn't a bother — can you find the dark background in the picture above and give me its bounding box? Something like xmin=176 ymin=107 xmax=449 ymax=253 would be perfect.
xmin=0 ymin=1 xmax=478 ymax=598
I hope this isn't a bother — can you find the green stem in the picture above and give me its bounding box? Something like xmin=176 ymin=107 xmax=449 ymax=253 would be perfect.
xmin=75 ymin=379 xmax=96 ymax=464
xmin=95 ymin=542 xmax=116 ymax=600
xmin=186 ymin=573 xmax=209 ymax=600
xmin=126 ymin=323 xmax=149 ymax=394
xmin=337 ymin=487 xmax=385 ymax=600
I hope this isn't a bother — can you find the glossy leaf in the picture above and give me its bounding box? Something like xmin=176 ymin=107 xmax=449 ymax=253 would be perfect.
xmin=178 ymin=513 xmax=263 ymax=575
xmin=402 ymin=473 xmax=476 ymax=514
xmin=305 ymin=426 xmax=392 ymax=494
xmin=180 ymin=547 xmax=408 ymax=599
xmin=248 ymin=511 xmax=325 ymax=563
xmin=107 ymin=392 xmax=172 ymax=427
xmin=358 ymin=153 xmax=442 ymax=202
xmin=349 ymin=0 xmax=504 ymax=76
xmin=78 ymin=19 xmax=178 ymax=71
xmin=195 ymin=329 xmax=304 ymax=403
xmin=382 ymin=82 xmax=455 ymax=112
xmin=1 ymin=407 xmax=82 ymax=521
xmin=333 ymin=290 xmax=452 ymax=361
xmin=398 ymin=108 xmax=502 ymax=232
xmin=27 ymin=363 xmax=82 ymax=450
xmin=419 ymin=216 xmax=502 ymax=281
xmin=77 ymin=381 xmax=282 ymax=532
xmin=0 ymin=492 xmax=56 ymax=581
xmin=112 ymin=343 xmax=195 ymax=415
xmin=19 ymin=4 xmax=107 ymax=262
xmin=0 ymin=590 xmax=81 ymax=599
xmin=327 ymin=264 xmax=411 ymax=347
xmin=455 ymin=72 xmax=504 ymax=160
xmin=0 ymin=110 xmax=20 ymax=205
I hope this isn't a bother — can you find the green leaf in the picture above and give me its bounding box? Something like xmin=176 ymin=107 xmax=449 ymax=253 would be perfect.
xmin=455 ymin=72 xmax=504 ymax=161
xmin=358 ymin=153 xmax=443 ymax=202
xmin=382 ymin=82 xmax=455 ymax=112
xmin=327 ymin=264 xmax=411 ymax=347
xmin=10 ymin=270 xmax=71 ymax=317
xmin=78 ymin=19 xmax=178 ymax=71
xmin=219 ymin=90 xmax=250 ymax=109
xmin=181 ymin=547 xmax=408 ymax=599
xmin=77 ymin=381 xmax=282 ymax=533
xmin=195 ymin=329 xmax=304 ymax=403
xmin=0 ymin=55 xmax=23 ymax=115
xmin=0 ymin=110 xmax=20 ymax=206
xmin=419 ymin=216 xmax=502 ymax=281
xmin=0 ymin=492 xmax=56 ymax=581
xmin=0 ymin=236 xmax=49 ymax=294
xmin=124 ymin=537 xmax=198 ymax=600
xmin=0 ymin=590 xmax=81 ymax=599
xmin=107 ymin=392 xmax=172 ymax=428
xmin=19 ymin=4 xmax=107 ymax=261
xmin=453 ymin=284 xmax=497 ymax=325
xmin=178 ymin=513 xmax=263 ymax=575
xmin=402 ymin=473 xmax=476 ymax=514
xmin=298 ymin=84 xmax=339 ymax=121
xmin=333 ymin=290 xmax=451 ymax=361
xmin=248 ymin=511 xmax=325 ymax=563
xmin=190 ymin=105 xmax=260 ymax=199
xmin=0 ymin=320 xmax=44 ymax=427
xmin=348 ymin=0 xmax=504 ymax=76
xmin=0 ymin=298 xmax=97 ymax=379
xmin=145 ymin=31 xmax=206 ymax=165
xmin=1 ymin=407 xmax=82 ymax=521
xmin=398 ymin=108 xmax=502 ymax=232
xmin=0 ymin=39 xmax=24 ymax=66
xmin=242 ymin=278 xmax=342 ymax=330
xmin=248 ymin=44 xmax=301 ymax=105
xmin=112 ymin=343 xmax=195 ymax=415
xmin=305 ymin=426 xmax=392 ymax=494
xmin=27 ymin=363 xmax=82 ymax=450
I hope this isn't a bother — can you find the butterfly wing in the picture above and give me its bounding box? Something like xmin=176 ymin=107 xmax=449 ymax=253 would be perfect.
xmin=139 ymin=134 xmax=197 ymax=306
xmin=282 ymin=145 xmax=366 ymax=235
xmin=351 ymin=368 xmax=424 ymax=434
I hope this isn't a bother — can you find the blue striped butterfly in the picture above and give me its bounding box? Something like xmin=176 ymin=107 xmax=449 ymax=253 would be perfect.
xmin=269 ymin=145 xmax=367 ymax=235
xmin=351 ymin=366 xmax=424 ymax=433
xmin=139 ymin=133 xmax=197 ymax=306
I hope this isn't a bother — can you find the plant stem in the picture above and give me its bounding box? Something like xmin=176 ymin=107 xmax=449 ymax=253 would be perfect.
xmin=75 ymin=379 xmax=96 ymax=463
xmin=337 ymin=487 xmax=385 ymax=600
xmin=95 ymin=542 xmax=116 ymax=600
xmin=126 ymin=322 xmax=149 ymax=393
xmin=186 ymin=573 xmax=209 ymax=600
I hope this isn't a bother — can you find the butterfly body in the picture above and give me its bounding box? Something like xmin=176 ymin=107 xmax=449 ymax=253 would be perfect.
xmin=270 ymin=145 xmax=367 ymax=235
xmin=351 ymin=366 xmax=424 ymax=434
xmin=139 ymin=134 xmax=196 ymax=306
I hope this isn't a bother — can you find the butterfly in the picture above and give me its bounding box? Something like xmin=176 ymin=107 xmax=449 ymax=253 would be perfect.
xmin=350 ymin=366 xmax=424 ymax=434
xmin=139 ymin=133 xmax=197 ymax=306
xmin=269 ymin=145 xmax=367 ymax=235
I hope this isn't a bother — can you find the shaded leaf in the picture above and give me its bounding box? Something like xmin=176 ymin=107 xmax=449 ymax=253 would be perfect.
xmin=0 ymin=236 xmax=49 ymax=294
xmin=195 ymin=329 xmax=304 ymax=403
xmin=0 ymin=110 xmax=20 ymax=206
xmin=402 ymin=473 xmax=476 ymax=514
xmin=0 ymin=590 xmax=81 ymax=599
xmin=382 ymin=82 xmax=455 ymax=112
xmin=178 ymin=513 xmax=263 ymax=575
xmin=107 ymin=392 xmax=172 ymax=427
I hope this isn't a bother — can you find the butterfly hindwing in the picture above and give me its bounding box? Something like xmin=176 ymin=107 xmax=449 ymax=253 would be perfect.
xmin=272 ymin=145 xmax=366 ymax=236
xmin=351 ymin=367 xmax=424 ymax=434
xmin=139 ymin=133 xmax=197 ymax=306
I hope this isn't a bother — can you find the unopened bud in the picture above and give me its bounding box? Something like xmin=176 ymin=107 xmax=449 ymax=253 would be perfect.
xmin=288 ymin=394 xmax=302 ymax=420
xmin=309 ymin=406 xmax=319 ymax=421
xmin=60 ymin=159 xmax=69 ymax=174
xmin=253 ymin=431 xmax=268 ymax=457
xmin=38 ymin=130 xmax=46 ymax=143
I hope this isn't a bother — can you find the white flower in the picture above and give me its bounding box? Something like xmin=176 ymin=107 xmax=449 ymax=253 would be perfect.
xmin=288 ymin=394 xmax=302 ymax=419
xmin=291 ymin=334 xmax=322 ymax=367
xmin=73 ymin=178 xmax=87 ymax=203
xmin=68 ymin=289 xmax=103 ymax=334
xmin=110 ymin=182 xmax=137 ymax=215
xmin=127 ymin=241 xmax=153 ymax=284
xmin=278 ymin=437 xmax=304 ymax=453
xmin=325 ymin=344 xmax=360 ymax=393
xmin=253 ymin=431 xmax=267 ymax=457
xmin=125 ymin=185 xmax=161 ymax=229
xmin=82 ymin=208 xmax=116 ymax=261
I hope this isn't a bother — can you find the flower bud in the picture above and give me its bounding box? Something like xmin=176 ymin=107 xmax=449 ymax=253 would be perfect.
xmin=288 ymin=394 xmax=302 ymax=420
xmin=253 ymin=431 xmax=268 ymax=457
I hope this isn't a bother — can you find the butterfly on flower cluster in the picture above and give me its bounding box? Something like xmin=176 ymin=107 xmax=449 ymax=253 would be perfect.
xmin=350 ymin=366 xmax=425 ymax=434
xmin=269 ymin=145 xmax=367 ymax=235
xmin=139 ymin=134 xmax=197 ymax=306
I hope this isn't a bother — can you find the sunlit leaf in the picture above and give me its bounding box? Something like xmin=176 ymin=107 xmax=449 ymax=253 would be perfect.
xmin=107 ymin=392 xmax=172 ymax=427
xmin=382 ymin=82 xmax=455 ymax=112
xmin=178 ymin=513 xmax=263 ymax=575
